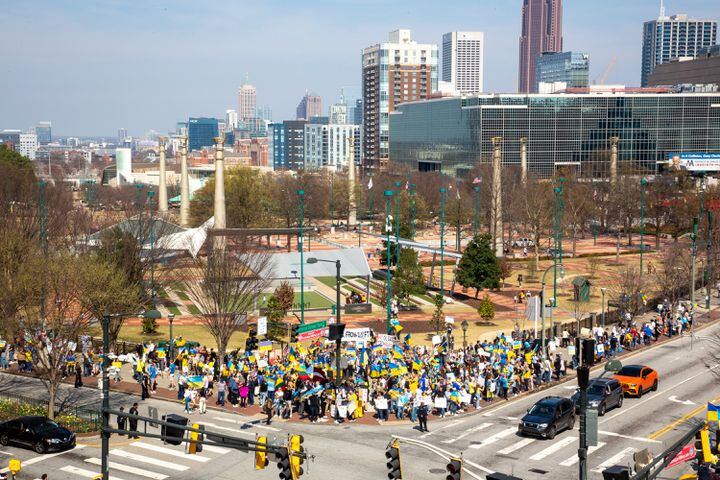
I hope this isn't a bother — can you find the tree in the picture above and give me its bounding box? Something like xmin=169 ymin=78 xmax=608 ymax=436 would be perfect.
xmin=380 ymin=222 xmax=411 ymax=267
xmin=183 ymin=246 xmax=273 ymax=358
xmin=445 ymin=190 xmax=472 ymax=251
xmin=264 ymin=282 xmax=294 ymax=341
xmin=498 ymin=258 xmax=512 ymax=288
xmin=430 ymin=293 xmax=445 ymax=334
xmin=392 ymin=248 xmax=426 ymax=306
xmin=457 ymin=234 xmax=501 ymax=297
xmin=0 ymin=144 xmax=32 ymax=169
xmin=478 ymin=294 xmax=495 ymax=324
xmin=275 ymin=281 xmax=294 ymax=314
xmin=654 ymin=243 xmax=692 ymax=305
xmin=563 ymin=176 xmax=593 ymax=256
xmin=607 ymin=265 xmax=647 ymax=324
xmin=520 ymin=179 xmax=552 ymax=271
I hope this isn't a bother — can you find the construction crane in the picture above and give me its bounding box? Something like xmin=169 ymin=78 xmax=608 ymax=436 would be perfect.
xmin=596 ymin=56 xmax=617 ymax=85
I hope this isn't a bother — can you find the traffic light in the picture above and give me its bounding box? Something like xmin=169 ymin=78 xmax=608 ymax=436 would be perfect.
xmin=582 ymin=338 xmax=596 ymax=366
xmin=290 ymin=434 xmax=305 ymax=479
xmin=277 ymin=447 xmax=292 ymax=480
xmin=161 ymin=414 xmax=188 ymax=446
xmin=291 ymin=324 xmax=300 ymax=343
xmin=446 ymin=457 xmax=462 ymax=480
xmin=385 ymin=440 xmax=402 ymax=479
xmin=255 ymin=435 xmax=268 ymax=470
xmin=695 ymin=426 xmax=718 ymax=464
xmin=188 ymin=423 xmax=204 ymax=454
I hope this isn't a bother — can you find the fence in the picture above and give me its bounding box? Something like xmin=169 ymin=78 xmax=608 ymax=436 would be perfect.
xmin=0 ymin=391 xmax=100 ymax=433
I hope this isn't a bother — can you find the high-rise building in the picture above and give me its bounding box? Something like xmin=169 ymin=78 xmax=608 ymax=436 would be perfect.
xmin=304 ymin=124 xmax=361 ymax=170
xmin=641 ymin=12 xmax=717 ymax=87
xmin=442 ymin=32 xmax=484 ymax=94
xmin=269 ymin=123 xmax=286 ymax=170
xmin=35 ymin=122 xmax=52 ymax=145
xmin=237 ymin=74 xmax=257 ymax=121
xmin=536 ymin=51 xmax=589 ymax=90
xmin=187 ymin=117 xmax=219 ymax=152
xmin=647 ymin=45 xmax=720 ymax=87
xmin=117 ymin=128 xmax=128 ymax=143
xmin=225 ymin=109 xmax=238 ymax=129
xmin=362 ymin=29 xmax=438 ymax=171
xmin=329 ymin=102 xmax=348 ymax=125
xmin=518 ymin=0 xmax=563 ymax=93
xmin=353 ymin=98 xmax=363 ymax=126
xmin=296 ymin=93 xmax=323 ymax=120
xmin=256 ymin=106 xmax=273 ymax=123
xmin=18 ymin=133 xmax=37 ymax=160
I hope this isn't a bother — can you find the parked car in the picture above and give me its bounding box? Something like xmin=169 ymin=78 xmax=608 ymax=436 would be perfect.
xmin=518 ymin=396 xmax=575 ymax=439
xmin=613 ymin=365 xmax=658 ymax=397
xmin=0 ymin=416 xmax=76 ymax=453
xmin=570 ymin=378 xmax=624 ymax=416
xmin=512 ymin=238 xmax=535 ymax=248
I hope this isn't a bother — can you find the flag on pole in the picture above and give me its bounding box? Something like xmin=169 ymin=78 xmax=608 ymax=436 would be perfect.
xmin=708 ymin=402 xmax=720 ymax=422
xmin=368 ymin=178 xmax=373 ymax=190
xmin=473 ymin=177 xmax=481 ymax=184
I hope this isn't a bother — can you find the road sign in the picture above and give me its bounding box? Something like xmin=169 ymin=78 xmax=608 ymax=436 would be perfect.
xmin=298 ymin=328 xmax=327 ymax=342
xmin=667 ymin=443 xmax=696 ymax=468
xmin=298 ymin=320 xmax=327 ymax=334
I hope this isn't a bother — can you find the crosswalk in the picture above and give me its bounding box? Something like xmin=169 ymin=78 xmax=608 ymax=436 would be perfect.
xmin=422 ymin=420 xmax=654 ymax=474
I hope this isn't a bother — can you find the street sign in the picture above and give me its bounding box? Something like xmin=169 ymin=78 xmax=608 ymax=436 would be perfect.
xmin=667 ymin=444 xmax=696 ymax=468
xmin=586 ymin=408 xmax=598 ymax=447
xmin=257 ymin=316 xmax=267 ymax=336
xmin=298 ymin=328 xmax=327 ymax=342
xmin=298 ymin=320 xmax=327 ymax=334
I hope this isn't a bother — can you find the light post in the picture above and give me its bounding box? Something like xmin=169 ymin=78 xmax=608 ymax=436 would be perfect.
xmin=691 ymin=216 xmax=698 ymax=310
xmin=640 ymin=178 xmax=647 ymax=276
xmin=330 ymin=171 xmax=334 ymax=228
xmin=707 ymin=211 xmax=713 ymax=309
xmin=394 ymin=181 xmax=402 ymax=267
xmin=553 ymin=183 xmax=564 ymax=306
xmin=135 ymin=183 xmax=144 ymax=209
xmin=168 ymin=313 xmax=175 ymax=363
xmin=307 ymin=257 xmax=341 ymax=326
xmin=600 ymin=287 xmax=607 ymax=330
xmin=384 ymin=190 xmax=394 ymax=334
xmin=358 ymin=182 xmax=363 ymax=248
xmin=461 ymin=320 xmax=468 ymax=351
xmin=298 ymin=190 xmax=305 ymax=324
xmin=440 ymin=187 xmax=447 ymax=298
xmin=540 ymin=263 xmax=564 ymax=358
xmin=147 ymin=190 xmax=156 ymax=304
xmin=410 ymin=183 xmax=416 ymax=241
xmin=473 ymin=185 xmax=480 ymax=239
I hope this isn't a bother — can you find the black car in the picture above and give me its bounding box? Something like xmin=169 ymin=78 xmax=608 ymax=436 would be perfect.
xmin=0 ymin=416 xmax=76 ymax=453
xmin=519 ymin=396 xmax=575 ymax=439
xmin=570 ymin=378 xmax=623 ymax=416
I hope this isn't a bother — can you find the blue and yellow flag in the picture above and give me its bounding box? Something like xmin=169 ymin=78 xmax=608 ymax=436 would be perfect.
xmin=708 ymin=402 xmax=720 ymax=422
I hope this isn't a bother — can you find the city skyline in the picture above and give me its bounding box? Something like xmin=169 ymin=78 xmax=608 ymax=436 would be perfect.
xmin=1 ymin=0 xmax=718 ymax=136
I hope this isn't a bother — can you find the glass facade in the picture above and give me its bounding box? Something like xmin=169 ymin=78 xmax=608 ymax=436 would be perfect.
xmin=536 ymin=51 xmax=589 ymax=90
xmin=389 ymin=93 xmax=720 ymax=178
xmin=187 ymin=117 xmax=219 ymax=152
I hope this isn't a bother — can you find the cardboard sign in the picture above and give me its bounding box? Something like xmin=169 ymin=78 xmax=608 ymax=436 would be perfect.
xmin=434 ymin=397 xmax=447 ymax=409
xmin=596 ymin=343 xmax=605 ymax=355
xmin=377 ymin=334 xmax=396 ymax=347
xmin=257 ymin=316 xmax=267 ymax=336
xmin=432 ymin=335 xmax=442 ymax=346
xmin=342 ymin=328 xmax=372 ymax=342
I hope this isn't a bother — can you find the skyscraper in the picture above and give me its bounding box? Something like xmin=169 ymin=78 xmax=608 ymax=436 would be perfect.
xmin=187 ymin=117 xmax=219 ymax=152
xmin=296 ymin=93 xmax=323 ymax=120
xmin=536 ymin=51 xmax=589 ymax=90
xmin=237 ymin=74 xmax=257 ymax=121
xmin=117 ymin=128 xmax=128 ymax=143
xmin=641 ymin=11 xmax=717 ymax=87
xmin=362 ymin=29 xmax=438 ymax=171
xmin=442 ymin=32 xmax=484 ymax=94
xmin=35 ymin=122 xmax=51 ymax=145
xmin=518 ymin=0 xmax=563 ymax=93
xmin=225 ymin=110 xmax=238 ymax=130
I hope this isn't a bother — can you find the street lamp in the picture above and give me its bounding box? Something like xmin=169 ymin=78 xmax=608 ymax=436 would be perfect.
xmin=298 ymin=190 xmax=305 ymax=324
xmin=640 ymin=178 xmax=647 ymax=276
xmin=168 ymin=313 xmax=175 ymax=363
xmin=600 ymin=287 xmax=607 ymax=330
xmin=384 ymin=190 xmax=394 ymax=334
xmin=461 ymin=320 xmax=469 ymax=351
xmin=553 ymin=179 xmax=565 ymax=307
xmin=707 ymin=210 xmax=713 ymax=310
xmin=394 ymin=181 xmax=402 ymax=267
xmin=147 ymin=190 xmax=156 ymax=304
xmin=440 ymin=187 xmax=447 ymax=298
xmin=540 ymin=263 xmax=565 ymax=358
xmin=307 ymin=257 xmax=342 ymax=329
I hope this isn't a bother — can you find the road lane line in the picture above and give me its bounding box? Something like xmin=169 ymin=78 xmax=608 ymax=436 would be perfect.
xmin=497 ymin=437 xmax=536 ymax=455
xmin=591 ymin=447 xmax=635 ymax=472
xmin=60 ymin=465 xmax=127 ymax=480
xmin=559 ymin=442 xmax=606 ymax=467
xmin=0 ymin=445 xmax=85 ymax=473
xmin=211 ymin=416 xmax=281 ymax=432
xmin=392 ymin=435 xmax=494 ymax=475
xmin=420 ymin=420 xmax=464 ymax=438
xmin=599 ymin=430 xmax=661 ymax=443
xmin=130 ymin=441 xmax=211 ymax=462
xmin=110 ymin=450 xmax=189 ymax=471
xmin=649 ymin=394 xmax=720 ymax=439
xmin=85 ymin=458 xmax=168 ymax=480
xmin=468 ymin=426 xmax=517 ymax=449
xmin=199 ymin=444 xmax=231 ymax=454
xmin=529 ymin=436 xmax=575 ymax=461
xmin=441 ymin=423 xmax=493 ymax=444
xmin=200 ymin=421 xmax=255 ymax=436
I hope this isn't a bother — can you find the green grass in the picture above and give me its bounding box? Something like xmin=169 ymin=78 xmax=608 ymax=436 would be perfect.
xmin=314 ymin=276 xmax=348 ymax=289
xmin=168 ymin=305 xmax=182 ymax=316
xmin=188 ymin=304 xmax=201 ymax=315
xmin=258 ymin=291 xmax=333 ymax=310
xmin=175 ymin=290 xmax=191 ymax=301
xmin=114 ymin=324 xmax=247 ymax=350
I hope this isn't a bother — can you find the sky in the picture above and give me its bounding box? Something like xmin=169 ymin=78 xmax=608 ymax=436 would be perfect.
xmin=0 ymin=0 xmax=718 ymax=137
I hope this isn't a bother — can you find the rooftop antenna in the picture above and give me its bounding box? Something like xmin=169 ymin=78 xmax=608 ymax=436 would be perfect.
xmin=660 ymin=0 xmax=666 ymax=18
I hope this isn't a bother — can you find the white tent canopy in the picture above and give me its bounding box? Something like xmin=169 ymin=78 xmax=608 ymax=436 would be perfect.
xmin=264 ymin=248 xmax=371 ymax=279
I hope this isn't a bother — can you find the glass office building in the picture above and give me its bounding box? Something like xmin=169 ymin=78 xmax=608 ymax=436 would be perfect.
xmin=536 ymin=51 xmax=589 ymax=90
xmin=389 ymin=93 xmax=720 ymax=178
xmin=187 ymin=117 xmax=219 ymax=152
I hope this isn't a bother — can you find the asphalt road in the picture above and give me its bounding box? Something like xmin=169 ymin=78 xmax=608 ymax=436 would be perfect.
xmin=2 ymin=316 xmax=720 ymax=479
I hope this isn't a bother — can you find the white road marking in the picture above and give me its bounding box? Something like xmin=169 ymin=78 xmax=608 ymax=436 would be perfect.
xmin=84 ymin=458 xmax=168 ymax=480
xmin=60 ymin=465 xmax=126 ymax=480
xmin=598 ymin=430 xmax=661 ymax=444
xmin=420 ymin=420 xmax=464 ymax=438
xmin=469 ymin=427 xmax=517 ymax=448
xmin=529 ymin=436 xmax=576 ymax=461
xmin=199 ymin=444 xmax=231 ymax=454
xmin=559 ymin=442 xmax=606 ymax=467
xmin=0 ymin=445 xmax=85 ymax=473
xmin=200 ymin=421 xmax=255 ymax=436
xmin=110 ymin=450 xmax=189 ymax=471
xmin=441 ymin=423 xmax=493 ymax=444
xmin=211 ymin=416 xmax=281 ymax=432
xmin=591 ymin=447 xmax=635 ymax=472
xmin=130 ymin=441 xmax=211 ymax=462
xmin=497 ymin=437 xmax=536 ymax=455
xmin=668 ymin=395 xmax=695 ymax=405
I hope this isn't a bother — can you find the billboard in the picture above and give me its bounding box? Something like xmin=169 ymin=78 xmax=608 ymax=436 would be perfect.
xmin=669 ymin=153 xmax=720 ymax=172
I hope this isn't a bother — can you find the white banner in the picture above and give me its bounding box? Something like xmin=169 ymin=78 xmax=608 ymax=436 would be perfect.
xmin=257 ymin=316 xmax=267 ymax=336
xmin=376 ymin=334 xmax=396 ymax=347
xmin=342 ymin=327 xmax=372 ymax=343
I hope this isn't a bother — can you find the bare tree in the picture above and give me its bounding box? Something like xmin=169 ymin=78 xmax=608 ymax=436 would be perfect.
xmin=521 ymin=179 xmax=553 ymax=271
xmin=654 ymin=243 xmax=692 ymax=305
xmin=607 ymin=265 xmax=647 ymax=324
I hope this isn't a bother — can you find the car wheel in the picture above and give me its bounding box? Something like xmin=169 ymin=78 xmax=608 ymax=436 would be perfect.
xmin=651 ymin=380 xmax=658 ymax=391
xmin=0 ymin=434 xmax=8 ymax=446
xmin=598 ymin=403 xmax=606 ymax=416
xmin=546 ymin=426 xmax=556 ymax=440
xmin=34 ymin=441 xmax=46 ymax=454
xmin=617 ymin=396 xmax=623 ymax=409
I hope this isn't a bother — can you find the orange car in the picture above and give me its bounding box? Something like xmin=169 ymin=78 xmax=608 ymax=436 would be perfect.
xmin=613 ymin=365 xmax=658 ymax=397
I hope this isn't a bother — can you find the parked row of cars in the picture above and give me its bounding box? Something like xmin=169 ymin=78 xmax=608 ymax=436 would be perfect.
xmin=519 ymin=364 xmax=658 ymax=439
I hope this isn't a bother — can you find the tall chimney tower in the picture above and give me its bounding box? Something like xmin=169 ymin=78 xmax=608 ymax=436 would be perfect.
xmin=347 ymin=135 xmax=357 ymax=226
xmin=213 ymin=135 xmax=227 ymax=251
xmin=491 ymin=137 xmax=504 ymax=257
xmin=180 ymin=135 xmax=190 ymax=227
xmin=610 ymin=136 xmax=619 ymax=184
xmin=158 ymin=136 xmax=168 ymax=212
xmin=520 ymin=137 xmax=528 ymax=185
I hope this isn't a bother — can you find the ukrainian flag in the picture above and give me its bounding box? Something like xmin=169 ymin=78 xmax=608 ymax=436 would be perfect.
xmin=708 ymin=402 xmax=720 ymax=422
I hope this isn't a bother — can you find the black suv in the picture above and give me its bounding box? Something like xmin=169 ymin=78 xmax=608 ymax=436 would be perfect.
xmin=0 ymin=416 xmax=75 ymax=453
xmin=519 ymin=396 xmax=575 ymax=439
xmin=571 ymin=378 xmax=623 ymax=416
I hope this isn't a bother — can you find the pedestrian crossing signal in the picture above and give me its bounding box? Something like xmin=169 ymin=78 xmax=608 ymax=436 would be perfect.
xmin=277 ymin=446 xmax=292 ymax=480
xmin=291 ymin=324 xmax=300 ymax=343
xmin=255 ymin=435 xmax=268 ymax=470
xmin=290 ymin=434 xmax=305 ymax=479
xmin=385 ymin=440 xmax=402 ymax=479
xmin=446 ymin=457 xmax=462 ymax=480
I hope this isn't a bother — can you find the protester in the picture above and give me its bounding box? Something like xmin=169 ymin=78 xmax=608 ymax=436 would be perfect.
xmin=128 ymin=403 xmax=139 ymax=439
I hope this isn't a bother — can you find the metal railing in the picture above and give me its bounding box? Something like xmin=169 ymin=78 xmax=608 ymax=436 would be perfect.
xmin=0 ymin=391 xmax=100 ymax=433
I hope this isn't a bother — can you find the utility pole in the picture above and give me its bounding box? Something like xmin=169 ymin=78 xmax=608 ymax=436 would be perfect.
xmin=707 ymin=211 xmax=713 ymax=310
xmin=298 ymin=190 xmax=305 ymax=324
xmin=473 ymin=185 xmax=480 ymax=239
xmin=148 ymin=190 xmax=156 ymax=304
xmin=330 ymin=171 xmax=335 ymax=229
xmin=384 ymin=190 xmax=394 ymax=334
xmin=440 ymin=187 xmax=447 ymax=298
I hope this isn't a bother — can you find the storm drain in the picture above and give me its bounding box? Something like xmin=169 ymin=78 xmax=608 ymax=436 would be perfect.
xmin=528 ymin=468 xmax=548 ymax=474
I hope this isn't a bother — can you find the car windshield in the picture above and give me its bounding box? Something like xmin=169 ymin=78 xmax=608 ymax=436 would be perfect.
xmin=587 ymin=384 xmax=606 ymax=395
xmin=31 ymin=420 xmax=60 ymax=434
xmin=617 ymin=366 xmax=643 ymax=377
xmin=528 ymin=403 xmax=555 ymax=417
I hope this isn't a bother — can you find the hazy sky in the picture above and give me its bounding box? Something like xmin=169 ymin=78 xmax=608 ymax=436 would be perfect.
xmin=1 ymin=0 xmax=717 ymax=137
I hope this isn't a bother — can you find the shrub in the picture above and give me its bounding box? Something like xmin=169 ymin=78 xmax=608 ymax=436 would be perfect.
xmin=142 ymin=316 xmax=158 ymax=334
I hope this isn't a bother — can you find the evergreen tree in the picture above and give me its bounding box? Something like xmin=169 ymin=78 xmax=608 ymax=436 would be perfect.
xmin=457 ymin=233 xmax=501 ymax=297
xmin=478 ymin=294 xmax=495 ymax=324
xmin=392 ymin=248 xmax=426 ymax=306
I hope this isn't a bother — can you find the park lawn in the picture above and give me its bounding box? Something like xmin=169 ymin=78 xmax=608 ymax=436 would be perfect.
xmin=315 ymin=276 xmax=348 ymax=289
xmin=187 ymin=304 xmax=201 ymax=315
xmin=116 ymin=324 xmax=248 ymax=350
xmin=175 ymin=290 xmax=191 ymax=301
xmin=257 ymin=291 xmax=333 ymax=310
xmin=167 ymin=305 xmax=182 ymax=316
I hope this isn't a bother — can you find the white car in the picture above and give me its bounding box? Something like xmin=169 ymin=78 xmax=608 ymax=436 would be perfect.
xmin=512 ymin=238 xmax=535 ymax=248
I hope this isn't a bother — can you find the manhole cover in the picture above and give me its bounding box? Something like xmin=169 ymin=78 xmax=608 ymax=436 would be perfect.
xmin=529 ymin=468 xmax=548 ymax=474
xmin=429 ymin=469 xmax=445 ymax=474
